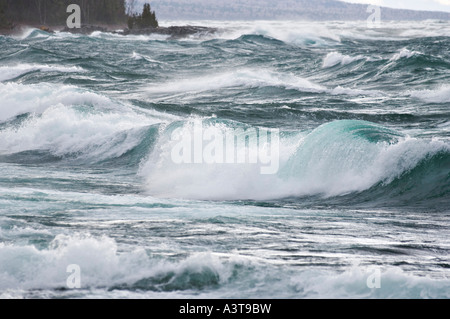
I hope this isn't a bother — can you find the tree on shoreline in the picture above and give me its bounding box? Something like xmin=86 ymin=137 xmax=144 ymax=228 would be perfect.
xmin=127 ymin=3 xmax=159 ymax=29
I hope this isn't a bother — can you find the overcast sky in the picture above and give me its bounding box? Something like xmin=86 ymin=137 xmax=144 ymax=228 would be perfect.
xmin=340 ymin=0 xmax=450 ymax=12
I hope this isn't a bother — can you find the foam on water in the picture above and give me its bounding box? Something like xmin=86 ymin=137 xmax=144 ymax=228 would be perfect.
xmin=0 ymin=82 xmax=112 ymax=123
xmin=0 ymin=233 xmax=146 ymax=291
xmin=0 ymin=233 xmax=448 ymax=298
xmin=281 ymin=128 xmax=449 ymax=198
xmin=409 ymin=85 xmax=450 ymax=104
xmin=0 ymin=19 xmax=449 ymax=299
xmin=169 ymin=20 xmax=341 ymax=44
xmin=390 ymin=48 xmax=421 ymax=61
xmin=0 ymin=105 xmax=158 ymax=160
xmin=13 ymin=28 xmax=51 ymax=40
xmin=243 ymin=21 xmax=341 ymax=44
xmin=140 ymin=119 xmax=449 ymax=200
xmin=322 ymin=52 xmax=366 ymax=68
xmin=330 ymin=86 xmax=383 ymax=97
xmin=90 ymin=31 xmax=170 ymax=41
xmin=131 ymin=51 xmax=163 ymax=64
xmin=0 ymin=233 xmax=244 ymax=294
xmin=145 ymin=68 xmax=326 ymax=97
xmin=144 ymin=68 xmax=391 ymax=101
xmin=166 ymin=20 xmax=450 ymax=43
xmin=0 ymin=83 xmax=170 ymax=160
xmin=0 ymin=63 xmax=84 ymax=82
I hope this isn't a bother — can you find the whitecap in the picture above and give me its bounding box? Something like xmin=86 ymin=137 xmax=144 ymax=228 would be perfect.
xmin=408 ymin=85 xmax=450 ymax=103
xmin=322 ymin=52 xmax=365 ymax=68
xmin=0 ymin=63 xmax=84 ymax=82
xmin=390 ymin=48 xmax=420 ymax=61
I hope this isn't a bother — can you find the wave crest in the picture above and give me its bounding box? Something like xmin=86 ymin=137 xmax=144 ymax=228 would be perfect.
xmin=140 ymin=119 xmax=449 ymax=201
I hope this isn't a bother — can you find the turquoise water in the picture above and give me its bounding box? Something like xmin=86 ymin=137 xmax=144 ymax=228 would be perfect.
xmin=0 ymin=20 xmax=449 ymax=298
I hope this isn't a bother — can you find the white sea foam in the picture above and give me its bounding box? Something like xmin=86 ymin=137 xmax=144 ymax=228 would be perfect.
xmin=144 ymin=68 xmax=385 ymax=101
xmin=131 ymin=51 xmax=163 ymax=64
xmin=390 ymin=48 xmax=420 ymax=61
xmin=12 ymin=21 xmax=450 ymax=45
xmin=0 ymin=63 xmax=84 ymax=82
xmin=330 ymin=86 xmax=383 ymax=97
xmin=322 ymin=52 xmax=365 ymax=68
xmin=139 ymin=118 xmax=302 ymax=200
xmin=0 ymin=234 xmax=146 ymax=290
xmin=145 ymin=68 xmax=326 ymax=97
xmin=277 ymin=123 xmax=449 ymax=198
xmin=244 ymin=21 xmax=341 ymax=44
xmin=0 ymin=233 xmax=448 ymax=298
xmin=13 ymin=28 xmax=50 ymax=40
xmin=409 ymin=85 xmax=450 ymax=103
xmin=0 ymin=82 xmax=111 ymax=122
xmin=140 ymin=120 xmax=449 ymax=200
xmin=288 ymin=265 xmax=450 ymax=299
xmin=170 ymin=20 xmax=341 ymax=43
xmin=0 ymin=234 xmax=234 ymax=292
xmin=0 ymin=104 xmax=156 ymax=160
xmin=90 ymin=30 xmax=169 ymax=41
xmin=0 ymin=82 xmax=174 ymax=124
xmin=0 ymin=83 xmax=170 ymax=159
xmin=162 ymin=20 xmax=450 ymax=43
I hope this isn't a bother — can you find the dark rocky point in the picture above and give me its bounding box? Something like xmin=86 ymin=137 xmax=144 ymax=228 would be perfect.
xmin=61 ymin=25 xmax=108 ymax=35
xmin=119 ymin=25 xmax=218 ymax=39
xmin=61 ymin=25 xmax=218 ymax=39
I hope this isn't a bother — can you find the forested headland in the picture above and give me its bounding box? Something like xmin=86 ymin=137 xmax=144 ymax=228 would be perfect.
xmin=0 ymin=1 xmax=215 ymax=38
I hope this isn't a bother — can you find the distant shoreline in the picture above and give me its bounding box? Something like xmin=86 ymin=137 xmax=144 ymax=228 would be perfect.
xmin=0 ymin=23 xmax=218 ymax=39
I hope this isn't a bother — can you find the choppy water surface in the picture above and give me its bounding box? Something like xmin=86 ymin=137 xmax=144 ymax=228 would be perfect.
xmin=0 ymin=20 xmax=449 ymax=299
